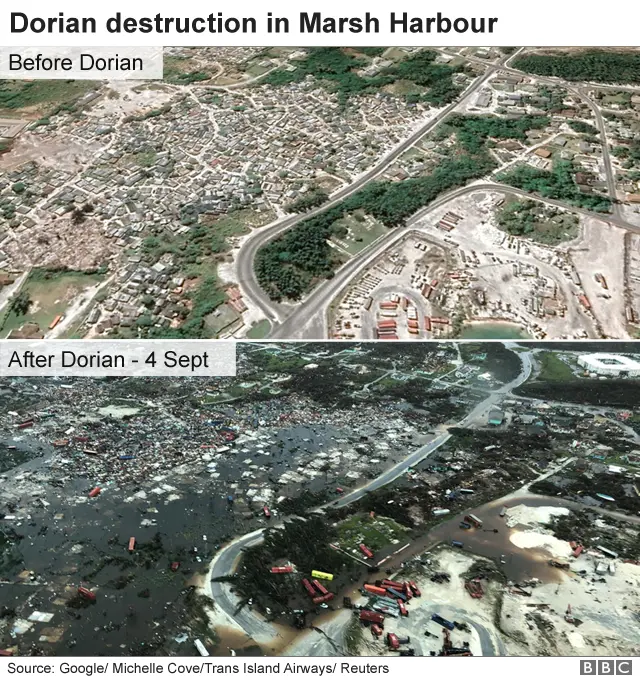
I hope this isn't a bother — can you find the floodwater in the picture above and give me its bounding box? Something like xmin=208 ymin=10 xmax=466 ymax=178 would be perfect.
xmin=385 ymin=494 xmax=573 ymax=584
xmin=0 ymin=423 xmax=346 ymax=657
xmin=2 ymin=417 xmax=573 ymax=657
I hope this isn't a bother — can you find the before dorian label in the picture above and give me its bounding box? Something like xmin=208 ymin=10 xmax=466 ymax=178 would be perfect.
xmin=0 ymin=46 xmax=163 ymax=79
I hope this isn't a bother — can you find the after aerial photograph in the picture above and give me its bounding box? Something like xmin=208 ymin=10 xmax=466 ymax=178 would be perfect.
xmin=1 ymin=341 xmax=640 ymax=657
xmin=0 ymin=47 xmax=640 ymax=341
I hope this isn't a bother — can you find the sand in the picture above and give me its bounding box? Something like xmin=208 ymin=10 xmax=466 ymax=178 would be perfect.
xmin=505 ymin=504 xmax=570 ymax=528
xmin=509 ymin=530 xmax=573 ymax=559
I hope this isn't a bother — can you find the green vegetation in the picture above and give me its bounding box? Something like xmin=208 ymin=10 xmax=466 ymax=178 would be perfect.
xmin=0 ymin=268 xmax=104 ymax=336
xmin=535 ymin=351 xmax=577 ymax=382
xmin=286 ymin=188 xmax=329 ymax=213
xmin=357 ymin=47 xmax=386 ymax=57
xmin=163 ymin=57 xmax=211 ymax=84
xmin=517 ymin=378 xmax=640 ymax=406
xmin=512 ymin=51 xmax=640 ymax=85
xmin=568 ymin=120 xmax=599 ymax=136
xmin=9 ymin=290 xmax=31 ymax=316
xmin=123 ymin=104 xmax=172 ymax=124
xmin=336 ymin=514 xmax=407 ymax=552
xmin=245 ymin=319 xmax=272 ymax=339
xmin=256 ymin=114 xmax=550 ymax=301
xmin=612 ymin=141 xmax=640 ymax=169
xmin=218 ymin=516 xmax=357 ymax=614
xmin=0 ymin=80 xmax=97 ymax=113
xmin=262 ymin=48 xmax=465 ymax=106
xmin=497 ymin=160 xmax=612 ymax=213
xmin=496 ymin=199 xmax=579 ymax=245
xmin=330 ymin=212 xmax=388 ymax=256
xmin=140 ymin=210 xmax=272 ymax=339
xmin=135 ymin=150 xmax=157 ymax=167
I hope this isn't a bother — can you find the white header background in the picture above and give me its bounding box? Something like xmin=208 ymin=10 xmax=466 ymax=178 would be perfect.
xmin=2 ymin=0 xmax=640 ymax=46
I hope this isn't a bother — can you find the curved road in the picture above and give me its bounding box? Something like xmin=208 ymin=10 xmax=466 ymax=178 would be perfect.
xmin=235 ymin=52 xmax=638 ymax=337
xmin=235 ymin=52 xmax=519 ymax=325
xmin=207 ymin=349 xmax=533 ymax=646
xmin=270 ymin=179 xmax=640 ymax=340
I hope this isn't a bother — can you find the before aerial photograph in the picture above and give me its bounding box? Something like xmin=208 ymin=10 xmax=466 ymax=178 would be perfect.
xmin=0 ymin=47 xmax=640 ymax=341
xmin=1 ymin=341 xmax=640 ymax=657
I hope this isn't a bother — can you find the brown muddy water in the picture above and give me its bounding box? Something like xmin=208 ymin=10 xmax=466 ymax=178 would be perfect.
xmin=387 ymin=494 xmax=573 ymax=583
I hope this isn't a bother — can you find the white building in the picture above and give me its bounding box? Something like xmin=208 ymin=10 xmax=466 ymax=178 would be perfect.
xmin=577 ymin=353 xmax=640 ymax=377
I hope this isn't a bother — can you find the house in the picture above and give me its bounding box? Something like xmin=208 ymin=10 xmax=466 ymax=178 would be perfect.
xmin=535 ymin=147 xmax=552 ymax=159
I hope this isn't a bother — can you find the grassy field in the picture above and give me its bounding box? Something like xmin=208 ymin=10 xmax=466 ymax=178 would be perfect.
xmin=336 ymin=514 xmax=408 ymax=553
xmin=203 ymin=303 xmax=241 ymax=337
xmin=0 ymin=80 xmax=99 ymax=116
xmin=246 ymin=319 xmax=271 ymax=339
xmin=536 ymin=351 xmax=577 ymax=382
xmin=330 ymin=212 xmax=388 ymax=256
xmin=0 ymin=269 xmax=103 ymax=336
xmin=497 ymin=197 xmax=580 ymax=246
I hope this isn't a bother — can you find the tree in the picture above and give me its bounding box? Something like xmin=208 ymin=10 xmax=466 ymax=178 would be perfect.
xmin=10 ymin=290 xmax=31 ymax=316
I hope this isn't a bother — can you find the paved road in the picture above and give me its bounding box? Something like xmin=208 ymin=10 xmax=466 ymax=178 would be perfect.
xmin=207 ymin=350 xmax=533 ymax=646
xmin=235 ymin=52 xmax=518 ymax=325
xmin=235 ymin=51 xmax=638 ymax=337
xmin=270 ymin=180 xmax=639 ymax=339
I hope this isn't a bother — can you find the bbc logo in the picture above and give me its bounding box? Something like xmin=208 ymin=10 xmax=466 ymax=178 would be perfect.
xmin=580 ymin=660 xmax=633 ymax=675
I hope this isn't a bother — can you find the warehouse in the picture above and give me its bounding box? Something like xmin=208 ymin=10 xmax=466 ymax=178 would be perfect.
xmin=577 ymin=353 xmax=640 ymax=377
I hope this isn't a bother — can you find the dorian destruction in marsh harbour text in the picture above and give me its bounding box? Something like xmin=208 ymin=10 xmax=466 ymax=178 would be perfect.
xmin=9 ymin=11 xmax=498 ymax=34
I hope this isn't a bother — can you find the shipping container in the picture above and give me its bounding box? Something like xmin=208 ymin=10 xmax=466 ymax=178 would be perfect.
xmin=408 ymin=581 xmax=421 ymax=597
xmin=359 ymin=609 xmax=385 ymax=625
xmin=359 ymin=544 xmax=374 ymax=559
xmin=88 ymin=487 xmax=101 ymax=498
xmin=387 ymin=633 xmax=400 ymax=650
xmin=77 ymin=587 xmax=96 ymax=602
xmin=48 ymin=314 xmax=63 ymax=330
xmin=313 ymin=579 xmax=329 ymax=596
xmin=364 ymin=583 xmax=387 ymax=597
xmin=464 ymin=514 xmax=483 ymax=528
xmin=311 ymin=570 xmax=334 ymax=581
xmin=270 ymin=565 xmax=294 ymax=574
xmin=128 ymin=537 xmax=136 ymax=553
xmin=386 ymin=587 xmax=406 ymax=602
xmin=301 ymin=578 xmax=316 ymax=597
xmin=431 ymin=614 xmax=455 ymax=630
xmin=312 ymin=592 xmax=334 ymax=605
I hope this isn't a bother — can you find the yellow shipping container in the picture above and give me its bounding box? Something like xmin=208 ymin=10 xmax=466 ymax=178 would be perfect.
xmin=311 ymin=570 xmax=334 ymax=581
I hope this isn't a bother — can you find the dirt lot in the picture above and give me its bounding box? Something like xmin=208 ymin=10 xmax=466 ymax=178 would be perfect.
xmin=352 ymin=503 xmax=640 ymax=657
xmin=567 ymin=217 xmax=628 ymax=338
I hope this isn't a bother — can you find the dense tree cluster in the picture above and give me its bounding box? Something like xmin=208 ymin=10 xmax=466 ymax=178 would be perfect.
xmin=285 ymin=188 xmax=330 ymax=213
xmin=512 ymin=51 xmax=640 ymax=84
xmin=515 ymin=379 xmax=640 ymax=406
xmin=222 ymin=517 xmax=355 ymax=613
xmin=256 ymin=114 xmax=552 ymax=301
xmin=496 ymin=199 xmax=578 ymax=245
xmin=568 ymin=120 xmax=599 ymax=136
xmin=262 ymin=48 xmax=465 ymax=106
xmin=497 ymin=160 xmax=612 ymax=213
